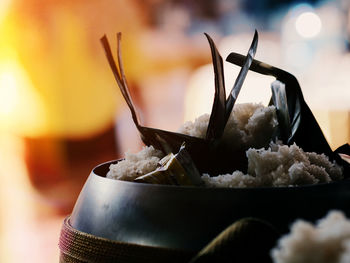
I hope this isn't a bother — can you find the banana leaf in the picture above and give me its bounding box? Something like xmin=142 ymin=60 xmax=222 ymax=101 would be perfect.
xmin=335 ymin=143 xmax=350 ymax=176
xmin=225 ymin=30 xmax=258 ymax=123
xmin=226 ymin=53 xmax=350 ymax=177
xmin=101 ymin=34 xmax=206 ymax=155
xmin=101 ymin=32 xmax=258 ymax=175
xmin=270 ymin=80 xmax=291 ymax=143
xmin=134 ymin=143 xmax=203 ymax=186
xmin=204 ymin=33 xmax=226 ymax=142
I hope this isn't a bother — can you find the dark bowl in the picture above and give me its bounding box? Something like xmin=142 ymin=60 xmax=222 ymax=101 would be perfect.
xmin=69 ymin=159 xmax=350 ymax=252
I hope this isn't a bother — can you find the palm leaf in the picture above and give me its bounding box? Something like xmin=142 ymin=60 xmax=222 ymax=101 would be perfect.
xmin=101 ymin=32 xmax=258 ymax=175
xmin=101 ymin=34 xmax=208 ymax=155
xmin=204 ymin=33 xmax=226 ymax=142
xmin=225 ymin=30 xmax=258 ymax=122
xmin=226 ymin=53 xmax=333 ymax=158
xmin=270 ymin=80 xmax=291 ymax=144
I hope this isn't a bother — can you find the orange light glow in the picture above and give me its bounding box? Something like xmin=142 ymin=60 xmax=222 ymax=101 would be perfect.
xmin=0 ymin=4 xmax=120 ymax=138
xmin=0 ymin=55 xmax=47 ymax=137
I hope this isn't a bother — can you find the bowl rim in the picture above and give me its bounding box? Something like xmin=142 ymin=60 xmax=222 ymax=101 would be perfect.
xmin=93 ymin=159 xmax=349 ymax=192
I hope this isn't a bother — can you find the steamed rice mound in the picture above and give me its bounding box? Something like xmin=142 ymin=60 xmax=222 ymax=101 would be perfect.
xmin=271 ymin=211 xmax=350 ymax=263
xmin=107 ymin=146 xmax=164 ymax=181
xmin=109 ymin=103 xmax=278 ymax=181
xmin=107 ymin=103 xmax=343 ymax=186
xmin=202 ymin=143 xmax=343 ymax=188
xmin=178 ymin=103 xmax=278 ymax=151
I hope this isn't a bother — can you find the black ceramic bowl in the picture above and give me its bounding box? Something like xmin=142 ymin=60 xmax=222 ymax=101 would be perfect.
xmin=68 ymin=159 xmax=350 ymax=254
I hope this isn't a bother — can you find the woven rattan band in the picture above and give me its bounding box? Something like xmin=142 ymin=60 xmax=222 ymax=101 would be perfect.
xmin=59 ymin=216 xmax=194 ymax=263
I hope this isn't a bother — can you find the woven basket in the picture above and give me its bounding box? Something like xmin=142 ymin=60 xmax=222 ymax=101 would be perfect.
xmin=59 ymin=217 xmax=193 ymax=263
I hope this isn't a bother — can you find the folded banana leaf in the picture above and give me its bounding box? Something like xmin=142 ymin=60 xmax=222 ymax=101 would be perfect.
xmin=271 ymin=81 xmax=291 ymax=143
xmin=203 ymin=33 xmax=226 ymax=143
xmin=134 ymin=143 xmax=203 ymax=186
xmin=226 ymin=53 xmax=350 ymax=177
xmin=335 ymin=143 xmax=350 ymax=176
xmin=225 ymin=30 xmax=258 ymax=123
xmin=101 ymin=32 xmax=258 ymax=176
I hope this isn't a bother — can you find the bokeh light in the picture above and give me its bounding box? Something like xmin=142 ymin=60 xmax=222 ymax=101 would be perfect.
xmin=295 ymin=11 xmax=322 ymax=38
xmin=0 ymin=57 xmax=46 ymax=137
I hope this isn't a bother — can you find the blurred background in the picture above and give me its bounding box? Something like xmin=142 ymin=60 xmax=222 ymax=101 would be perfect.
xmin=0 ymin=0 xmax=349 ymax=261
